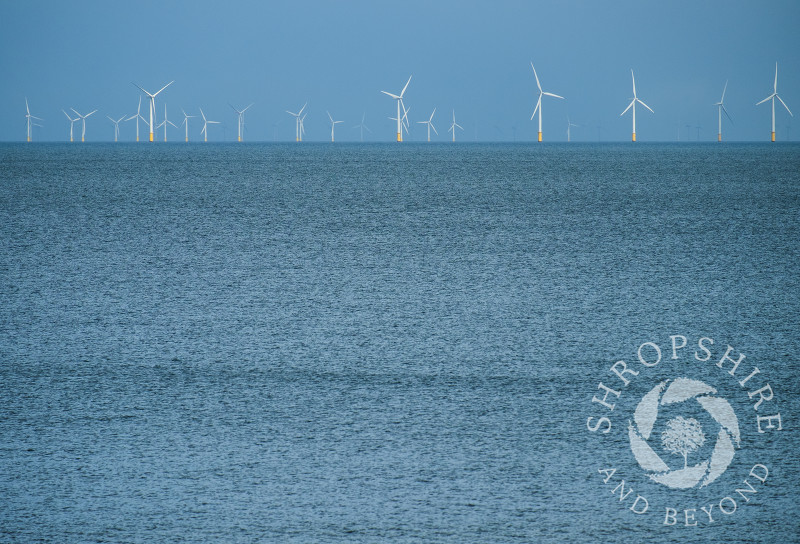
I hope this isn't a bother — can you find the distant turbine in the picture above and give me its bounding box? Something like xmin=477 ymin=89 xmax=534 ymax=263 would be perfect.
xmin=132 ymin=80 xmax=174 ymax=142
xmin=286 ymin=103 xmax=307 ymax=141
xmin=71 ymin=108 xmax=98 ymax=142
xmin=107 ymin=114 xmax=126 ymax=142
xmin=199 ymin=107 xmax=220 ymax=142
xmin=714 ymin=81 xmax=733 ymax=142
xmin=126 ymin=96 xmax=147 ymax=142
xmin=566 ymin=117 xmax=579 ymax=142
xmin=327 ymin=111 xmax=343 ymax=142
xmin=353 ymin=112 xmax=372 ymax=142
xmin=381 ymin=75 xmax=412 ymax=142
xmin=417 ymin=107 xmax=438 ymax=142
xmin=448 ymin=110 xmax=463 ymax=142
xmin=25 ymin=98 xmax=43 ymax=142
xmin=620 ymin=70 xmax=654 ymax=142
xmin=156 ymin=104 xmax=178 ymax=142
xmin=530 ymin=62 xmax=564 ymax=142
xmin=756 ymin=63 xmax=793 ymax=142
xmin=62 ymin=109 xmax=78 ymax=142
xmin=180 ymin=108 xmax=196 ymax=142
xmin=229 ymin=103 xmax=253 ymax=142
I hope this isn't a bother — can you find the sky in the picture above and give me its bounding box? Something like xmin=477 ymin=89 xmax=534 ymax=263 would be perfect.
xmin=2 ymin=0 xmax=799 ymax=142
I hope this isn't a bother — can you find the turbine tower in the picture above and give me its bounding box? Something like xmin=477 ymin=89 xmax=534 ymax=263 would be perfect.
xmin=133 ymin=80 xmax=174 ymax=142
xmin=757 ymin=63 xmax=793 ymax=142
xmin=180 ymin=109 xmax=195 ymax=142
xmin=327 ymin=111 xmax=343 ymax=142
xmin=156 ymin=104 xmax=177 ymax=142
xmin=107 ymin=115 xmax=125 ymax=142
xmin=530 ymin=62 xmax=564 ymax=142
xmin=714 ymin=81 xmax=732 ymax=142
xmin=199 ymin=108 xmax=220 ymax=142
xmin=286 ymin=103 xmax=307 ymax=142
xmin=353 ymin=112 xmax=372 ymax=142
xmin=381 ymin=75 xmax=412 ymax=142
xmin=567 ymin=117 xmax=579 ymax=142
xmin=417 ymin=108 xmax=438 ymax=142
xmin=448 ymin=110 xmax=463 ymax=142
xmin=620 ymin=70 xmax=654 ymax=142
xmin=62 ymin=109 xmax=78 ymax=142
xmin=25 ymin=98 xmax=43 ymax=142
xmin=71 ymin=108 xmax=97 ymax=142
xmin=230 ymin=103 xmax=253 ymax=142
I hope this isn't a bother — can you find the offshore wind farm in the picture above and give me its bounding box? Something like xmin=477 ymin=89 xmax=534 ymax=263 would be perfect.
xmin=2 ymin=3 xmax=799 ymax=544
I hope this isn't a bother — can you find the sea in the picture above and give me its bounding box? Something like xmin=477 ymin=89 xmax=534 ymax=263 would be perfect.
xmin=1 ymin=142 xmax=799 ymax=543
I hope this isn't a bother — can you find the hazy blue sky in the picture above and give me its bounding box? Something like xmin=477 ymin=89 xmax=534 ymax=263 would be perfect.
xmin=2 ymin=0 xmax=799 ymax=142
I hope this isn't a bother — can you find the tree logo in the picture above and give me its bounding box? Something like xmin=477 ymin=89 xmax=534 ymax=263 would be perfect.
xmin=628 ymin=377 xmax=740 ymax=490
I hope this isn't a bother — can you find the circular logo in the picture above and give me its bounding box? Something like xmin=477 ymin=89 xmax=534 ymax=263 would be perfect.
xmin=628 ymin=377 xmax=741 ymax=489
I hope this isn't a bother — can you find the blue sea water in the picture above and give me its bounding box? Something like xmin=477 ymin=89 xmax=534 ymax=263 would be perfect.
xmin=1 ymin=142 xmax=799 ymax=543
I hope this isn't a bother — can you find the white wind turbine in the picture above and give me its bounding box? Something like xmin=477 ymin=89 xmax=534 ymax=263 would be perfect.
xmin=199 ymin=108 xmax=220 ymax=142
xmin=381 ymin=75 xmax=412 ymax=142
xmin=180 ymin=108 xmax=195 ymax=142
xmin=107 ymin=114 xmax=126 ymax=142
xmin=156 ymin=104 xmax=177 ymax=142
xmin=62 ymin=109 xmax=79 ymax=142
xmin=126 ymin=96 xmax=147 ymax=142
xmin=448 ymin=110 xmax=463 ymax=142
xmin=287 ymin=102 xmax=307 ymax=141
xmin=71 ymin=108 xmax=97 ymax=142
xmin=230 ymin=103 xmax=253 ymax=142
xmin=133 ymin=80 xmax=173 ymax=142
xmin=620 ymin=70 xmax=654 ymax=142
xmin=566 ymin=117 xmax=579 ymax=142
xmin=327 ymin=111 xmax=343 ymax=142
xmin=530 ymin=62 xmax=564 ymax=142
xmin=353 ymin=112 xmax=372 ymax=141
xmin=417 ymin=108 xmax=438 ymax=142
xmin=25 ymin=98 xmax=43 ymax=142
xmin=757 ymin=63 xmax=793 ymax=142
xmin=714 ymin=80 xmax=732 ymax=142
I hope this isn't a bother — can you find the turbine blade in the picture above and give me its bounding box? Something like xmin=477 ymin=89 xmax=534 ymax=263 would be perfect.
xmin=722 ymin=105 xmax=733 ymax=124
xmin=26 ymin=97 xmax=30 ymax=115
xmin=86 ymin=110 xmax=98 ymax=117
xmin=531 ymin=96 xmax=541 ymax=120
xmin=327 ymin=111 xmax=333 ymax=123
xmin=298 ymin=103 xmax=307 ymax=115
xmin=776 ymin=95 xmax=793 ymax=116
xmin=431 ymin=124 xmax=438 ymax=135
xmin=543 ymin=92 xmax=564 ymax=99
xmin=132 ymin=82 xmax=152 ymax=97
xmin=381 ymin=91 xmax=401 ymax=99
xmin=756 ymin=94 xmax=774 ymax=106
xmin=774 ymin=62 xmax=778 ymax=94
xmin=62 ymin=109 xmax=71 ymax=120
xmin=400 ymin=75 xmax=412 ymax=97
xmin=637 ymin=99 xmax=654 ymax=114
xmin=530 ymin=62 xmax=542 ymax=91
xmin=631 ymin=69 xmax=637 ymax=98
xmin=154 ymin=80 xmax=174 ymax=96
xmin=199 ymin=108 xmax=206 ymax=122
xmin=620 ymin=100 xmax=634 ymax=116
xmin=721 ymin=80 xmax=728 ymax=103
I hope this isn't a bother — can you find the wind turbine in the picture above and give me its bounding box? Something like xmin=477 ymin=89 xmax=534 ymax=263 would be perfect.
xmin=530 ymin=62 xmax=564 ymax=142
xmin=199 ymin=108 xmax=220 ymax=142
xmin=71 ymin=108 xmax=97 ymax=142
xmin=566 ymin=117 xmax=579 ymax=142
xmin=299 ymin=113 xmax=307 ymax=141
xmin=381 ymin=75 xmax=412 ymax=142
xmin=327 ymin=111 xmax=343 ymax=142
xmin=620 ymin=70 xmax=654 ymax=142
xmin=353 ymin=112 xmax=372 ymax=142
xmin=757 ymin=63 xmax=793 ymax=142
xmin=132 ymin=80 xmax=174 ymax=142
xmin=286 ymin=102 xmax=307 ymax=141
xmin=448 ymin=110 xmax=463 ymax=142
xmin=180 ymin=109 xmax=195 ymax=142
xmin=62 ymin=109 xmax=78 ymax=142
xmin=714 ymin=81 xmax=732 ymax=142
xmin=25 ymin=98 xmax=43 ymax=142
xmin=417 ymin=107 xmax=438 ymax=142
xmin=230 ymin=103 xmax=253 ymax=142
xmin=156 ymin=104 xmax=178 ymax=142
xmin=126 ymin=96 xmax=147 ymax=142
xmin=107 ymin=114 xmax=125 ymax=142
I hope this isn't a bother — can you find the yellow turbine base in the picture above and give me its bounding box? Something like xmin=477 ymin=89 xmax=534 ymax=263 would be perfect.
xmin=538 ymin=132 xmax=542 ymax=142
xmin=771 ymin=132 xmax=776 ymax=142
xmin=27 ymin=136 xmax=31 ymax=142
xmin=632 ymin=132 xmax=636 ymax=142
xmin=238 ymin=136 xmax=242 ymax=142
xmin=70 ymin=137 xmax=73 ymax=142
xmin=718 ymin=133 xmax=722 ymax=142
xmin=82 ymin=137 xmax=85 ymax=142
xmin=397 ymin=133 xmax=402 ymax=142
xmin=149 ymin=133 xmax=154 ymax=142
xmin=185 ymin=137 xmax=188 ymax=142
